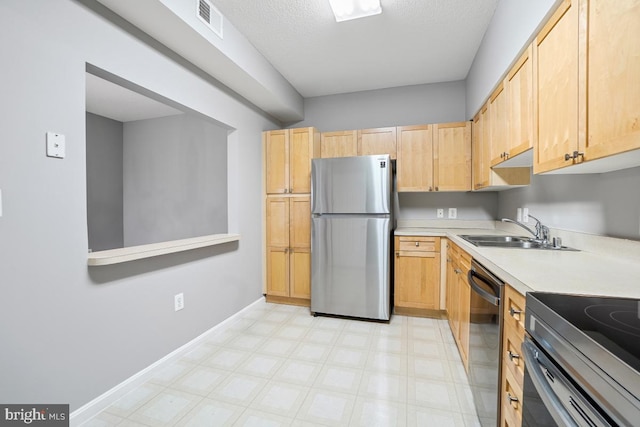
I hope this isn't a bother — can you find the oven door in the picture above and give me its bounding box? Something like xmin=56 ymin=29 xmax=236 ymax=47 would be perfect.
xmin=521 ymin=337 xmax=613 ymax=427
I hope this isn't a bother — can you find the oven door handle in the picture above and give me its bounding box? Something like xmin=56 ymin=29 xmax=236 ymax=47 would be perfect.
xmin=522 ymin=338 xmax=611 ymax=427
xmin=467 ymin=269 xmax=500 ymax=306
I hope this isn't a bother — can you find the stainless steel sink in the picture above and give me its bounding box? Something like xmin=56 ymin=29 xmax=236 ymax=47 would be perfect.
xmin=460 ymin=235 xmax=530 ymax=243
xmin=459 ymin=235 xmax=579 ymax=251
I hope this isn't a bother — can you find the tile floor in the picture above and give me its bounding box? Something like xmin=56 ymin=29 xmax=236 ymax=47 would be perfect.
xmin=81 ymin=301 xmax=481 ymax=427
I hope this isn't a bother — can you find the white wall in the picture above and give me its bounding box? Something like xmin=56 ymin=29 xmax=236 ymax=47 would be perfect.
xmin=0 ymin=0 xmax=278 ymax=410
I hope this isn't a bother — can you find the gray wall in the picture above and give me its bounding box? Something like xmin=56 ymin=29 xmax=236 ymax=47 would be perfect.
xmin=465 ymin=0 xmax=559 ymax=118
xmin=123 ymin=114 xmax=228 ymax=246
xmin=0 ymin=0 xmax=277 ymax=410
xmin=86 ymin=113 xmax=124 ymax=251
xmin=498 ymin=167 xmax=640 ymax=240
xmin=289 ymin=81 xmax=467 ymax=131
xmin=398 ymin=192 xmax=498 ymax=221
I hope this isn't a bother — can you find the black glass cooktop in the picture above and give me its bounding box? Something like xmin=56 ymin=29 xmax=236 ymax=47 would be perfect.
xmin=530 ymin=292 xmax=640 ymax=372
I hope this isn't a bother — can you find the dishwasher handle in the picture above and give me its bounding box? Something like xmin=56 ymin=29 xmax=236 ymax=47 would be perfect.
xmin=467 ymin=269 xmax=500 ymax=306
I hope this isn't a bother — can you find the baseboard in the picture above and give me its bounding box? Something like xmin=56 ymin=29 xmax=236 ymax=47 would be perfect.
xmin=70 ymin=297 xmax=265 ymax=426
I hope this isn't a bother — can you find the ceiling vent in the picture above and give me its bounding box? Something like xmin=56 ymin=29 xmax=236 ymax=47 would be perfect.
xmin=196 ymin=0 xmax=223 ymax=39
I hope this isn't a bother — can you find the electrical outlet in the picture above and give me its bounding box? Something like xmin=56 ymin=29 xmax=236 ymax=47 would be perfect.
xmin=437 ymin=208 xmax=444 ymax=218
xmin=516 ymin=208 xmax=522 ymax=222
xmin=523 ymin=208 xmax=529 ymax=223
xmin=448 ymin=208 xmax=457 ymax=219
xmin=174 ymin=293 xmax=184 ymax=311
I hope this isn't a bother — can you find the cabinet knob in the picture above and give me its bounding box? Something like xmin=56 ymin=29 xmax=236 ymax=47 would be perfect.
xmin=435 ymin=186 xmax=439 ymax=191
xmin=415 ymin=242 xmax=419 ymax=247
xmin=396 ymin=252 xmax=400 ymax=258
xmin=454 ymin=268 xmax=462 ymax=275
xmin=289 ymin=248 xmax=294 ymax=253
xmin=500 ymin=152 xmax=505 ymax=159
xmin=509 ymin=307 xmax=522 ymax=319
xmin=284 ymin=188 xmax=288 ymax=193
xmin=504 ymin=152 xmax=509 ymax=159
xmin=284 ymin=248 xmax=288 ymax=253
xmin=508 ymin=350 xmax=520 ymax=363
xmin=429 ymin=186 xmax=433 ymax=191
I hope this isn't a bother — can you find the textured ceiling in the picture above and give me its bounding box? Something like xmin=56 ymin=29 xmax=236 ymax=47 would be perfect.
xmin=211 ymin=0 xmax=499 ymax=97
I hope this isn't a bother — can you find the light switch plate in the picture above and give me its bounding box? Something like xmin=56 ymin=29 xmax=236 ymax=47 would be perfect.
xmin=436 ymin=208 xmax=444 ymax=218
xmin=46 ymin=132 xmax=65 ymax=158
xmin=448 ymin=208 xmax=457 ymax=219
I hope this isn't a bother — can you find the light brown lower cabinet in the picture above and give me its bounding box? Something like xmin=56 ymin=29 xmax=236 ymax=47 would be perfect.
xmin=265 ymin=195 xmax=311 ymax=305
xmin=394 ymin=236 xmax=441 ymax=316
xmin=446 ymin=240 xmax=471 ymax=371
xmin=499 ymin=284 xmax=527 ymax=427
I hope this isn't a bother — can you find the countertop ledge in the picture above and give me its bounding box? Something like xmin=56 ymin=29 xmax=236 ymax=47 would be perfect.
xmin=87 ymin=234 xmax=240 ymax=266
xmin=394 ymin=226 xmax=640 ymax=300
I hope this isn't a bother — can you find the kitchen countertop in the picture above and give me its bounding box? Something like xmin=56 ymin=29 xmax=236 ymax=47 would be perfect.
xmin=395 ymin=226 xmax=640 ymax=299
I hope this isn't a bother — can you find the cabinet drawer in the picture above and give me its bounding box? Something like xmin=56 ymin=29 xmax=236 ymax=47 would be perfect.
xmin=501 ymin=367 xmax=523 ymax=426
xmin=502 ymin=324 xmax=525 ymax=390
xmin=397 ymin=236 xmax=440 ymax=253
xmin=503 ymin=286 xmax=526 ymax=336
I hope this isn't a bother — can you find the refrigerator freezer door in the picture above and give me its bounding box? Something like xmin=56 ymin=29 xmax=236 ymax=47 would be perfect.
xmin=311 ymin=216 xmax=391 ymax=320
xmin=311 ymin=155 xmax=391 ymax=214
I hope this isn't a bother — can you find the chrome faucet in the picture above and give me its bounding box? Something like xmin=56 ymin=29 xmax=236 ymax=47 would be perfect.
xmin=501 ymin=215 xmax=550 ymax=245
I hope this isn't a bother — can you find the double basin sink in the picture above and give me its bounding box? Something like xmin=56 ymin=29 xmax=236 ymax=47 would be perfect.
xmin=460 ymin=235 xmax=579 ymax=251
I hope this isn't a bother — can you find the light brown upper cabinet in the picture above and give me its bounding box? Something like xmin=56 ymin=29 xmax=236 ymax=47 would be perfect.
xmin=582 ymin=0 xmax=640 ymax=163
xmin=533 ymin=0 xmax=580 ymax=174
xmin=506 ymin=44 xmax=534 ymax=159
xmin=473 ymin=104 xmax=531 ymax=191
xmin=397 ymin=125 xmax=434 ymax=191
xmin=264 ymin=127 xmax=320 ymax=194
xmin=358 ymin=127 xmax=397 ymax=159
xmin=489 ymin=83 xmax=509 ymax=167
xmin=320 ymin=130 xmax=358 ymax=158
xmin=433 ymin=121 xmax=472 ymax=191
xmin=472 ymin=107 xmax=489 ymax=189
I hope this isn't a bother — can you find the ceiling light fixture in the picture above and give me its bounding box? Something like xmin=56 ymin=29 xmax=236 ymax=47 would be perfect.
xmin=329 ymin=0 xmax=382 ymax=22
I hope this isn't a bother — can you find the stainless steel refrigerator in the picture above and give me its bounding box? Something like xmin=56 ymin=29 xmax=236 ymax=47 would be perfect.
xmin=310 ymin=154 xmax=393 ymax=321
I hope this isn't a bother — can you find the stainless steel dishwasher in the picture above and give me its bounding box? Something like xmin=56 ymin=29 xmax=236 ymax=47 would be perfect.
xmin=467 ymin=259 xmax=503 ymax=427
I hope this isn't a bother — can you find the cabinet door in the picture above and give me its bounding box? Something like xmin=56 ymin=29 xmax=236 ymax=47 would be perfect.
xmin=490 ymin=83 xmax=509 ymax=166
xmin=584 ymin=0 xmax=640 ymax=161
xmin=320 ymin=131 xmax=358 ymax=158
xmin=289 ymin=128 xmax=313 ymax=194
xmin=507 ymin=45 xmax=534 ymax=157
xmin=534 ymin=0 xmax=579 ymax=173
xmin=472 ymin=113 xmax=485 ymax=190
xmin=446 ymin=243 xmax=459 ymax=334
xmin=358 ymin=127 xmax=397 ymax=159
xmin=289 ymin=196 xmax=310 ymax=248
xmin=397 ymin=125 xmax=434 ymax=191
xmin=265 ymin=130 xmax=289 ymax=194
xmin=266 ymin=196 xmax=289 ymax=247
xmin=433 ymin=122 xmax=471 ymax=191
xmin=266 ymin=247 xmax=289 ymax=297
xmin=458 ymin=274 xmax=471 ymax=370
xmin=395 ymin=251 xmax=440 ymax=310
xmin=290 ymin=247 xmax=311 ymax=299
